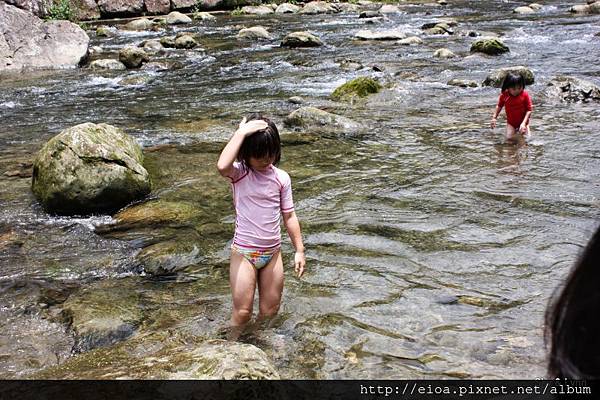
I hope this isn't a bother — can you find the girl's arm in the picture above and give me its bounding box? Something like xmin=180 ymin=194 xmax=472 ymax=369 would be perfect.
xmin=520 ymin=110 xmax=532 ymax=132
xmin=217 ymin=117 xmax=268 ymax=177
xmin=283 ymin=211 xmax=306 ymax=278
xmin=491 ymin=105 xmax=502 ymax=129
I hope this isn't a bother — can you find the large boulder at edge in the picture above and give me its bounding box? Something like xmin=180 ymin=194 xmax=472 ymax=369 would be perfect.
xmin=32 ymin=123 xmax=151 ymax=215
xmin=0 ymin=2 xmax=89 ymax=71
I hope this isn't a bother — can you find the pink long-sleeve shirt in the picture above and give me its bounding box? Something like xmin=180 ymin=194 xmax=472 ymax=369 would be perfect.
xmin=226 ymin=161 xmax=294 ymax=249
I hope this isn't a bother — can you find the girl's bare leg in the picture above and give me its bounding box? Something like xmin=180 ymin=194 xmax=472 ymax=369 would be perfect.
xmin=506 ymin=124 xmax=518 ymax=144
xmin=229 ymin=250 xmax=257 ymax=327
xmin=257 ymin=250 xmax=284 ymax=322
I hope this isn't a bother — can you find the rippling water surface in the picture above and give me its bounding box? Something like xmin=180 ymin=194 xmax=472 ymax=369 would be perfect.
xmin=1 ymin=0 xmax=599 ymax=379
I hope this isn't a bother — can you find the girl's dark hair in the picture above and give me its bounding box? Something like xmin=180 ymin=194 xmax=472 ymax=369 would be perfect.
xmin=237 ymin=113 xmax=281 ymax=167
xmin=501 ymin=72 xmax=526 ymax=92
xmin=545 ymin=224 xmax=600 ymax=379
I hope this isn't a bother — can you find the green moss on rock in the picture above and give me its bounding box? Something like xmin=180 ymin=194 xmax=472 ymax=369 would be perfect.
xmin=331 ymin=77 xmax=382 ymax=101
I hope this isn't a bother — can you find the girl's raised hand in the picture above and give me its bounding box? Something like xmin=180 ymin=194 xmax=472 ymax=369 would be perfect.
xmin=236 ymin=117 xmax=269 ymax=137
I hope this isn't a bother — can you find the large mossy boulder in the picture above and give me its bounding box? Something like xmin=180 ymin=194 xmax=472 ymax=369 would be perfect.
xmin=543 ymin=76 xmax=600 ymax=102
xmin=331 ymin=77 xmax=381 ymax=101
xmin=470 ymin=38 xmax=509 ymax=55
xmin=284 ymin=106 xmax=361 ymax=133
xmin=483 ymin=66 xmax=534 ymax=87
xmin=31 ymin=123 xmax=151 ymax=216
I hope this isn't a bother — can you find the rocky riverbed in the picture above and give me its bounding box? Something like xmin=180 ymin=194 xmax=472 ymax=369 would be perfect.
xmin=1 ymin=0 xmax=599 ymax=379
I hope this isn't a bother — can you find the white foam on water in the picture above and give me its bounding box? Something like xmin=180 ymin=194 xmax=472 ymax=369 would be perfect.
xmin=0 ymin=101 xmax=20 ymax=108
xmin=41 ymin=215 xmax=116 ymax=231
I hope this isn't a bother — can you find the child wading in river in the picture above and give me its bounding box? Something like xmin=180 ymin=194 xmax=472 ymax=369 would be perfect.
xmin=490 ymin=72 xmax=534 ymax=143
xmin=217 ymin=114 xmax=306 ymax=332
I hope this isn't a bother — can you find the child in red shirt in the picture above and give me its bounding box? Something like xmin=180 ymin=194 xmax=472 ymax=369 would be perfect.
xmin=490 ymin=72 xmax=533 ymax=143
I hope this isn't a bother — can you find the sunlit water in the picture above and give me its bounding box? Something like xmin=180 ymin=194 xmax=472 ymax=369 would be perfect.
xmin=0 ymin=0 xmax=599 ymax=379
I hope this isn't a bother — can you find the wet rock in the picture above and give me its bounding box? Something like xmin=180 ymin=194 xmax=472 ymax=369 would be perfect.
xmin=299 ymin=1 xmax=337 ymax=14
xmin=482 ymin=66 xmax=534 ymax=88
xmin=514 ymin=6 xmax=535 ymax=14
xmin=166 ymin=11 xmax=192 ymax=24
xmin=447 ymin=78 xmax=478 ymax=88
xmin=119 ymin=46 xmax=149 ymax=68
xmin=433 ymin=48 xmax=457 ymax=58
xmin=97 ymin=0 xmax=144 ymax=15
xmin=529 ymin=3 xmax=542 ymax=10
xmin=104 ymin=200 xmax=201 ymax=231
xmin=31 ymin=123 xmax=151 ymax=216
xmin=338 ymin=58 xmax=363 ymax=70
xmin=379 ymin=4 xmax=400 ymax=14
xmin=33 ymin=334 xmax=278 ymax=379
xmin=331 ymin=77 xmax=381 ymax=101
xmin=141 ymin=60 xmax=184 ymax=71
xmin=359 ymin=10 xmax=382 ymax=18
xmin=90 ymin=59 xmax=127 ymax=70
xmin=284 ymin=106 xmax=361 ymax=133
xmin=470 ymin=38 xmax=509 ymax=55
xmin=543 ymin=76 xmax=600 ymax=102
xmin=118 ymin=74 xmax=153 ymax=86
xmin=59 ymin=279 xmax=143 ymax=352
xmin=423 ymin=22 xmax=454 ymax=35
xmin=397 ymin=36 xmax=423 ymax=45
xmin=438 ymin=0 xmax=448 ymax=5
xmin=237 ymin=26 xmax=271 ymax=40
xmin=160 ymin=36 xmax=177 ymax=48
xmin=145 ymin=0 xmax=171 ymax=14
xmin=275 ymin=3 xmax=300 ymax=13
xmin=281 ymin=31 xmax=323 ymax=47
xmin=288 ymin=96 xmax=305 ymax=104
xmin=0 ymin=227 xmax=23 ymax=250
xmin=193 ymin=11 xmax=216 ymax=20
xmin=355 ymin=28 xmax=406 ymax=40
xmin=136 ymin=239 xmax=201 ymax=275
xmin=175 ymin=34 xmax=198 ymax=49
xmin=96 ymin=25 xmax=115 ymax=37
xmin=240 ymin=5 xmax=274 ymax=15
xmin=0 ymin=2 xmax=89 ymax=71
xmin=570 ymin=2 xmax=600 ymax=13
xmin=140 ymin=39 xmax=164 ymax=54
xmin=124 ymin=17 xmax=154 ymax=30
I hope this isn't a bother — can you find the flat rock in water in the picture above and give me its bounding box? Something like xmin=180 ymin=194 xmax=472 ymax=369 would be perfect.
xmin=398 ymin=36 xmax=423 ymax=45
xmin=241 ymin=5 xmax=274 ymax=15
xmin=448 ymin=78 xmax=478 ymax=88
xmin=284 ymin=106 xmax=361 ymax=133
xmin=470 ymin=38 xmax=509 ymax=55
xmin=543 ymin=75 xmax=600 ymax=102
xmin=237 ymin=26 xmax=271 ymax=40
xmin=136 ymin=238 xmax=202 ymax=275
xmin=281 ymin=31 xmax=323 ymax=47
xmin=124 ymin=18 xmax=155 ymax=30
xmin=514 ymin=6 xmax=535 ymax=14
xmin=299 ymin=1 xmax=337 ymax=14
xmin=119 ymin=46 xmax=149 ymax=68
xmin=90 ymin=59 xmax=127 ymax=70
xmin=275 ymin=3 xmax=300 ymax=13
xmin=379 ymin=4 xmax=400 ymax=13
xmin=355 ymin=28 xmax=406 ymax=40
xmin=0 ymin=2 xmax=89 ymax=71
xmin=433 ymin=48 xmax=457 ymax=58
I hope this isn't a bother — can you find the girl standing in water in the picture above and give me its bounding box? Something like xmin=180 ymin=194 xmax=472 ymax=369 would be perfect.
xmin=490 ymin=72 xmax=534 ymax=143
xmin=217 ymin=113 xmax=306 ymax=331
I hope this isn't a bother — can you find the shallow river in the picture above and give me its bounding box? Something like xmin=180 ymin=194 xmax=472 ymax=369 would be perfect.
xmin=0 ymin=0 xmax=599 ymax=379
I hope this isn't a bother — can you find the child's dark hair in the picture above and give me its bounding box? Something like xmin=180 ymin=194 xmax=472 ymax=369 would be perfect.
xmin=545 ymin=224 xmax=600 ymax=378
xmin=501 ymin=72 xmax=526 ymax=92
xmin=237 ymin=113 xmax=281 ymax=167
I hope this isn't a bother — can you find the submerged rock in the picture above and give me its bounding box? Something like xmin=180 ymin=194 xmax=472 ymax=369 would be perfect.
xmin=355 ymin=28 xmax=406 ymax=40
xmin=105 ymin=200 xmax=201 ymax=231
xmin=543 ymin=76 xmax=600 ymax=102
xmin=237 ymin=26 xmax=271 ymax=40
xmin=483 ymin=66 xmax=535 ymax=87
xmin=447 ymin=78 xmax=478 ymax=88
xmin=331 ymin=77 xmax=381 ymax=101
xmin=514 ymin=6 xmax=535 ymax=14
xmin=193 ymin=11 xmax=217 ymax=20
xmin=397 ymin=36 xmax=423 ymax=45
xmin=0 ymin=2 xmax=89 ymax=71
xmin=166 ymin=11 xmax=192 ymax=24
xmin=470 ymin=38 xmax=509 ymax=55
xmin=58 ymin=279 xmax=143 ymax=353
xmin=31 ymin=123 xmax=151 ymax=216
xmin=284 ymin=106 xmax=361 ymax=133
xmin=90 ymin=59 xmax=127 ymax=70
xmin=119 ymin=46 xmax=149 ymax=68
xmin=281 ymin=31 xmax=323 ymax=47
xmin=136 ymin=239 xmax=202 ymax=275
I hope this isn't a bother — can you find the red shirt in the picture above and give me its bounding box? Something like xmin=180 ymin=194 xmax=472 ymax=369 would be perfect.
xmin=497 ymin=90 xmax=533 ymax=128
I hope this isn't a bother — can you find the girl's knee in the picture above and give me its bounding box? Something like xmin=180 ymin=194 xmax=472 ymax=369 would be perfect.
xmin=232 ymin=307 xmax=253 ymax=324
xmin=259 ymin=303 xmax=280 ymax=318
